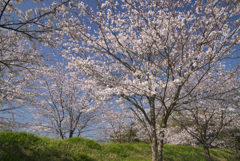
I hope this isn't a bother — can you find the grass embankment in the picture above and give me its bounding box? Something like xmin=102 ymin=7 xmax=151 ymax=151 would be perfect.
xmin=0 ymin=131 xmax=238 ymax=161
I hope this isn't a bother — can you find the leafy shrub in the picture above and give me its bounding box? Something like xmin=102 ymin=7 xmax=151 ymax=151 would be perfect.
xmin=0 ymin=131 xmax=41 ymax=145
xmin=65 ymin=137 xmax=101 ymax=150
xmin=84 ymin=139 xmax=101 ymax=150
xmin=65 ymin=137 xmax=85 ymax=144
xmin=107 ymin=143 xmax=129 ymax=157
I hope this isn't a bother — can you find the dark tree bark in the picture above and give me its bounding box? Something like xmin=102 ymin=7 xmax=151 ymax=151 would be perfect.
xmin=204 ymin=145 xmax=212 ymax=161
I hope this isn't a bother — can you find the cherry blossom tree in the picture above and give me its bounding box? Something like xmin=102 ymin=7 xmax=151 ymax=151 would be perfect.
xmin=28 ymin=63 xmax=102 ymax=139
xmin=0 ymin=0 xmax=69 ymax=40
xmin=171 ymin=101 xmax=240 ymax=161
xmin=170 ymin=66 xmax=240 ymax=161
xmin=0 ymin=30 xmax=43 ymax=111
xmin=96 ymin=103 xmax=138 ymax=143
xmin=0 ymin=0 xmax=70 ymax=131
xmin=219 ymin=122 xmax=240 ymax=158
xmin=0 ymin=22 xmax=44 ymax=130
xmin=0 ymin=112 xmax=30 ymax=131
xmin=53 ymin=0 xmax=240 ymax=160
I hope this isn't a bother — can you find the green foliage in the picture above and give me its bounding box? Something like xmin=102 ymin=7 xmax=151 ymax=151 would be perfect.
xmin=0 ymin=131 xmax=239 ymax=161
xmin=0 ymin=130 xmax=41 ymax=145
xmin=107 ymin=143 xmax=128 ymax=157
xmin=65 ymin=137 xmax=101 ymax=150
xmin=84 ymin=139 xmax=101 ymax=150
xmin=64 ymin=136 xmax=86 ymax=144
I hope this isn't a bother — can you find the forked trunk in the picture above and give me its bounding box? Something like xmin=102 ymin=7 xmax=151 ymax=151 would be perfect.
xmin=204 ymin=145 xmax=211 ymax=161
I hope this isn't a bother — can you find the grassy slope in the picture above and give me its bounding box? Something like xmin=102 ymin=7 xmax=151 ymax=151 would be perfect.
xmin=0 ymin=131 xmax=238 ymax=161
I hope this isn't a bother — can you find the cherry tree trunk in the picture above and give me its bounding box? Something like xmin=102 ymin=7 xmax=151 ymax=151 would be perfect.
xmin=158 ymin=130 xmax=164 ymax=161
xmin=149 ymin=96 xmax=159 ymax=161
xmin=204 ymin=145 xmax=212 ymax=161
xmin=157 ymin=121 xmax=167 ymax=161
xmin=59 ymin=130 xmax=65 ymax=140
xmin=69 ymin=130 xmax=74 ymax=138
xmin=151 ymin=131 xmax=158 ymax=161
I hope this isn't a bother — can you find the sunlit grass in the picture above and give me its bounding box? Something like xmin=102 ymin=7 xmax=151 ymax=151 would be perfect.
xmin=0 ymin=131 xmax=238 ymax=161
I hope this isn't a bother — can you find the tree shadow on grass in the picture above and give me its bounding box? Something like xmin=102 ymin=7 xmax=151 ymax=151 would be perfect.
xmin=0 ymin=131 xmax=96 ymax=161
xmin=0 ymin=142 xmax=96 ymax=161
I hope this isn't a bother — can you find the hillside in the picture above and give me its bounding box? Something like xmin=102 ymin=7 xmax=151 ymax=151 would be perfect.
xmin=0 ymin=131 xmax=238 ymax=161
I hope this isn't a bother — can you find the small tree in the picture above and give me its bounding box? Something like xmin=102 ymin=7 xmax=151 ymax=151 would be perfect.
xmin=217 ymin=121 xmax=240 ymax=158
xmin=29 ymin=63 xmax=101 ymax=139
xmin=171 ymin=68 xmax=240 ymax=161
xmin=97 ymin=103 xmax=137 ymax=143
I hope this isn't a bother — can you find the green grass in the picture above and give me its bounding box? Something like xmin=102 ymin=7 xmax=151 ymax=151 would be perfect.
xmin=0 ymin=131 xmax=238 ymax=161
